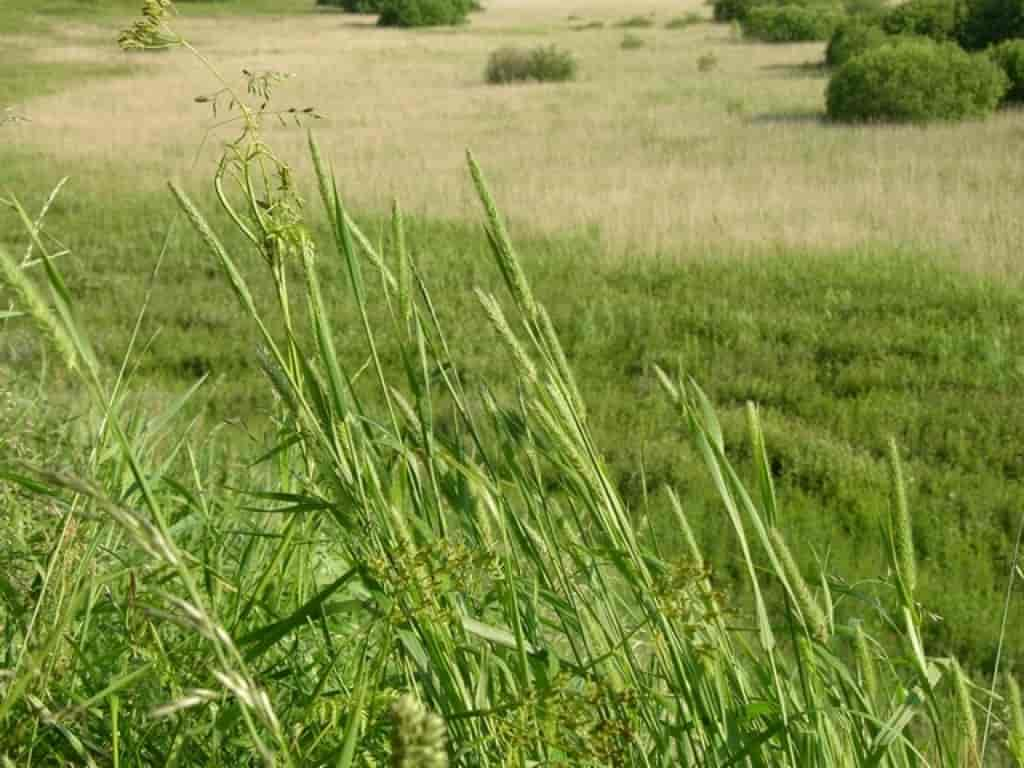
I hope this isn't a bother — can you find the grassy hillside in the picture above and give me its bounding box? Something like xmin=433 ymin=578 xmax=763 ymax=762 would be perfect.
xmin=4 ymin=149 xmax=1024 ymax=668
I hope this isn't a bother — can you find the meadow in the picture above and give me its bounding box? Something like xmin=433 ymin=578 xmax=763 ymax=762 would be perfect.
xmin=2 ymin=0 xmax=1024 ymax=764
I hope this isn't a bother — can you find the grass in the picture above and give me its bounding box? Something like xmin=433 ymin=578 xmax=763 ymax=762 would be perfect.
xmin=3 ymin=110 xmax=1024 ymax=763
xmin=2 ymin=0 xmax=1024 ymax=762
xmin=4 ymin=145 xmax=1024 ymax=670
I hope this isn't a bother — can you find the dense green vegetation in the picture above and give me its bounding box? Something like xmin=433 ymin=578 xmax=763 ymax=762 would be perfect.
xmin=4 ymin=135 xmax=1024 ymax=670
xmin=990 ymin=39 xmax=1024 ymax=101
xmin=825 ymin=18 xmax=890 ymax=66
xmin=826 ymin=39 xmax=1009 ymax=121
xmin=3 ymin=114 xmax=1024 ymax=766
xmin=880 ymin=0 xmax=959 ymax=40
xmin=741 ymin=3 xmax=844 ymax=42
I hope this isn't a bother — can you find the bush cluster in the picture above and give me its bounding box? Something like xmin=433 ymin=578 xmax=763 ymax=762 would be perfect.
xmin=742 ymin=3 xmax=844 ymax=41
xmin=825 ymin=18 xmax=890 ymax=65
xmin=713 ymin=0 xmax=757 ymax=22
xmin=376 ymin=0 xmax=474 ymax=26
xmin=958 ymin=0 xmax=1024 ymax=49
xmin=826 ymin=39 xmax=1008 ymax=122
xmin=880 ymin=0 xmax=959 ymax=41
xmin=989 ymin=39 xmax=1024 ymax=102
xmin=485 ymin=45 xmax=577 ymax=84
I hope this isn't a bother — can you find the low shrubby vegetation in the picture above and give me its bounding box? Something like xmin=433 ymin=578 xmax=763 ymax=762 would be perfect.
xmin=615 ymin=14 xmax=656 ymax=27
xmin=485 ymin=44 xmax=577 ymax=84
xmin=697 ymin=50 xmax=719 ymax=70
xmin=826 ymin=38 xmax=1008 ymax=121
xmin=377 ymin=0 xmax=474 ymax=26
xmin=825 ymin=18 xmax=890 ymax=66
xmin=709 ymin=0 xmax=1024 ymax=122
xmin=990 ymin=39 xmax=1024 ymax=102
xmin=665 ymin=12 xmax=703 ymax=28
xmin=742 ymin=3 xmax=844 ymax=42
xmin=958 ymin=0 xmax=1024 ymax=49
xmin=620 ymin=32 xmax=646 ymax=49
xmin=880 ymin=0 xmax=958 ymax=41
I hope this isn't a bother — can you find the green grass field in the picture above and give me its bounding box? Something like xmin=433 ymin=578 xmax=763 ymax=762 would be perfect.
xmin=3 ymin=0 xmax=1024 ymax=764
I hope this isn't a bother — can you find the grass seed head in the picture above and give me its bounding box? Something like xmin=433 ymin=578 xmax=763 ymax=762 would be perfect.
xmin=391 ymin=695 xmax=448 ymax=768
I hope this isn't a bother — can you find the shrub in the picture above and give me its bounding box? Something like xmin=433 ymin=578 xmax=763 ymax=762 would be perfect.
xmin=989 ymin=39 xmax=1024 ymax=102
xmin=826 ymin=39 xmax=1008 ymax=121
xmin=842 ymin=0 xmax=889 ymax=21
xmin=714 ymin=0 xmax=757 ymax=21
xmin=957 ymin=0 xmax=1024 ymax=49
xmin=881 ymin=0 xmax=959 ymax=40
xmin=666 ymin=12 xmax=704 ymax=27
xmin=714 ymin=0 xmax=838 ymax=21
xmin=621 ymin=32 xmax=647 ymax=48
xmin=698 ymin=51 xmax=719 ymax=70
xmin=485 ymin=44 xmax=577 ymax=83
xmin=825 ymin=18 xmax=889 ymax=65
xmin=525 ymin=44 xmax=577 ymax=81
xmin=377 ymin=0 xmax=472 ymax=26
xmin=742 ymin=4 xmax=845 ymax=41
xmin=616 ymin=14 xmax=656 ymax=27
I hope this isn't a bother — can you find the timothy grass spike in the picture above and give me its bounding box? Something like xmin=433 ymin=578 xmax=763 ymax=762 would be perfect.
xmin=887 ymin=437 xmax=917 ymax=603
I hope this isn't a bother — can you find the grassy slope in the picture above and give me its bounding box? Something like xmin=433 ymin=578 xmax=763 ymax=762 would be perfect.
xmin=3 ymin=153 xmax=1022 ymax=668
xmin=2 ymin=0 xmax=1022 ymax=670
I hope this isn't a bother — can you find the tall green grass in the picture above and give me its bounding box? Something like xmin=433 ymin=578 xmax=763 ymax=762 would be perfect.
xmin=3 ymin=125 xmax=1024 ymax=767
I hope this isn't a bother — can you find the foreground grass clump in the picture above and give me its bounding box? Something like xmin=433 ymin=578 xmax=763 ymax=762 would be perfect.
xmin=826 ymin=39 xmax=1008 ymax=122
xmin=485 ymin=44 xmax=577 ymax=83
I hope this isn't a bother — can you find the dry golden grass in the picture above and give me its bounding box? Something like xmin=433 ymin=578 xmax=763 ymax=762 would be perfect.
xmin=6 ymin=0 xmax=1024 ymax=273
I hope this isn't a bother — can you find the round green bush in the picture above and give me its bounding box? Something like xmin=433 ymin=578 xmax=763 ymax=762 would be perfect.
xmin=881 ymin=0 xmax=959 ymax=40
xmin=957 ymin=0 xmax=1024 ymax=49
xmin=826 ymin=39 xmax=1009 ymax=122
xmin=377 ymin=0 xmax=472 ymax=26
xmin=988 ymin=39 xmax=1024 ymax=102
xmin=825 ymin=19 xmax=889 ymax=65
xmin=742 ymin=4 xmax=845 ymax=41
